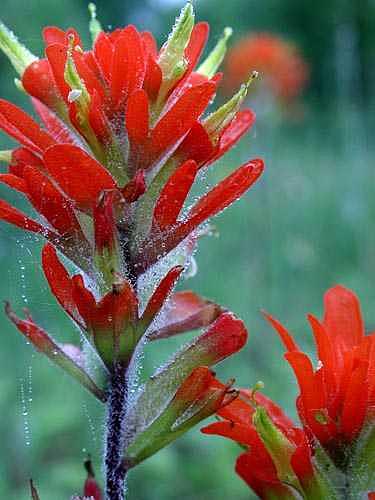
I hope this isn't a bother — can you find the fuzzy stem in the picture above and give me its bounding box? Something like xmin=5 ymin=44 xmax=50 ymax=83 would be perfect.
xmin=105 ymin=362 xmax=129 ymax=500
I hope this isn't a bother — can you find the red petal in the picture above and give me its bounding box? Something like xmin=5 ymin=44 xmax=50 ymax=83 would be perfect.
xmin=88 ymin=90 xmax=111 ymax=144
xmin=184 ymin=158 xmax=264 ymax=231
xmin=45 ymin=43 xmax=71 ymax=101
xmin=43 ymin=26 xmax=67 ymax=46
xmin=110 ymin=26 xmax=146 ymax=111
xmin=0 ymin=173 xmax=28 ymax=194
xmin=340 ymin=359 xmax=368 ymax=441
xmin=201 ymin=420 xmax=259 ymax=448
xmin=0 ymin=99 xmax=55 ymax=153
xmin=9 ymin=148 xmax=42 ymax=177
xmin=143 ymin=55 xmax=162 ymax=101
xmin=185 ymin=22 xmax=209 ymax=71
xmin=141 ymin=266 xmax=184 ymax=325
xmin=32 ymin=98 xmax=76 ymax=144
xmin=307 ymin=314 xmax=337 ymax=406
xmin=71 ymin=275 xmax=97 ymax=325
xmin=290 ymin=430 xmax=314 ymax=481
xmin=41 ymin=243 xmax=81 ymax=324
xmin=0 ymin=199 xmax=51 ymax=236
xmin=43 ymin=145 xmax=116 ymax=210
xmin=262 ymin=310 xmax=300 ymax=352
xmin=323 ymin=285 xmax=365 ymax=362
xmin=23 ymin=165 xmax=82 ymax=235
xmin=72 ymin=49 xmax=106 ymax=100
xmin=236 ymin=450 xmax=290 ymax=499
xmin=176 ymin=122 xmax=214 ymax=166
xmin=152 ymin=159 xmax=198 ymax=231
xmin=94 ymin=32 xmax=113 ymax=83
xmin=125 ymin=89 xmax=150 ymax=145
xmin=127 ymin=160 xmax=263 ymax=270
xmin=285 ymin=351 xmax=324 ymax=411
xmin=22 ymin=59 xmax=61 ymax=108
xmin=147 ymin=291 xmax=222 ymax=341
xmin=43 ymin=26 xmax=81 ymax=48
xmin=147 ymin=82 xmax=217 ymax=168
xmin=141 ymin=31 xmax=158 ymax=58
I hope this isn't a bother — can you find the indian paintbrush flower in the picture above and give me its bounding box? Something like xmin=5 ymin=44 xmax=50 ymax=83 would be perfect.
xmin=0 ymin=2 xmax=263 ymax=498
xmin=203 ymin=285 xmax=375 ymax=499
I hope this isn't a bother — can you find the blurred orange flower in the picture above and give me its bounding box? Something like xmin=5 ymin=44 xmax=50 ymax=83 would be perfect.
xmin=224 ymin=33 xmax=309 ymax=103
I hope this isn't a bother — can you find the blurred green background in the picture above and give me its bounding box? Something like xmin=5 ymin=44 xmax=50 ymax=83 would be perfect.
xmin=1 ymin=0 xmax=375 ymax=498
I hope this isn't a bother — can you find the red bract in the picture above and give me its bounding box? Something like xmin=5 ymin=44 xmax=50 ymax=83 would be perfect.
xmin=264 ymin=285 xmax=375 ymax=462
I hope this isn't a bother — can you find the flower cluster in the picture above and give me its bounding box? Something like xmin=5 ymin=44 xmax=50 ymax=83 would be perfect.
xmin=0 ymin=2 xmax=263 ymax=497
xmin=203 ymin=286 xmax=375 ymax=499
xmin=223 ymin=33 xmax=309 ymax=104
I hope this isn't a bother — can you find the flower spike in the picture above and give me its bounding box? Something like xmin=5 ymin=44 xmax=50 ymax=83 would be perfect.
xmin=0 ymin=4 xmax=265 ymax=496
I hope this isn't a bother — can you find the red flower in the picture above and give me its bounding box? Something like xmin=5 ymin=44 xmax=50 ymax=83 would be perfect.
xmin=0 ymin=12 xmax=263 ymax=281
xmin=202 ymin=387 xmax=329 ymax=499
xmin=224 ymin=33 xmax=309 ymax=103
xmin=264 ymin=285 xmax=375 ymax=464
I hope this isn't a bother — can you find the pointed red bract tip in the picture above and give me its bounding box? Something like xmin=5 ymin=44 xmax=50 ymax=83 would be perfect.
xmin=262 ymin=310 xmax=300 ymax=352
xmin=141 ymin=266 xmax=184 ymax=326
xmin=83 ymin=459 xmax=102 ymax=500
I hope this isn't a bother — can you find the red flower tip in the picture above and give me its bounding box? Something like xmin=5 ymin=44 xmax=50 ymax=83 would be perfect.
xmin=83 ymin=458 xmax=102 ymax=500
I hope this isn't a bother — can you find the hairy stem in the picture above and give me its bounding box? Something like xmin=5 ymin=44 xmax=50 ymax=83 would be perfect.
xmin=105 ymin=363 xmax=129 ymax=500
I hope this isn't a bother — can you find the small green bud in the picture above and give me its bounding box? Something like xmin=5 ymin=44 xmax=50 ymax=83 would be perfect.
xmin=0 ymin=21 xmax=37 ymax=75
xmin=198 ymin=26 xmax=232 ymax=79
xmin=153 ymin=2 xmax=194 ymax=115
xmin=253 ymin=406 xmax=301 ymax=490
xmin=204 ymin=71 xmax=258 ymax=144
xmin=158 ymin=2 xmax=195 ymax=82
xmin=88 ymin=3 xmax=102 ymax=43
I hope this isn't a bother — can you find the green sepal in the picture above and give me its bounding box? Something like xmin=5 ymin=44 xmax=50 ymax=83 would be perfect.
xmin=253 ymin=406 xmax=301 ymax=491
xmin=197 ymin=27 xmax=232 ymax=79
xmin=0 ymin=20 xmax=37 ymax=75
xmin=154 ymin=2 xmax=194 ymax=114
xmin=203 ymin=71 xmax=258 ymax=144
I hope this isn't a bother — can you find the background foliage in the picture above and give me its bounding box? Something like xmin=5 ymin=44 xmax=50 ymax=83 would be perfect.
xmin=1 ymin=0 xmax=375 ymax=498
